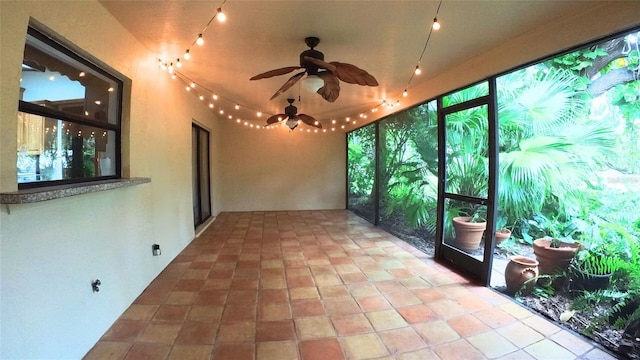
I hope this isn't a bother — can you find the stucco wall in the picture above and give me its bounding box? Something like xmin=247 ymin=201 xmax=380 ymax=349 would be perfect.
xmin=0 ymin=1 xmax=222 ymax=358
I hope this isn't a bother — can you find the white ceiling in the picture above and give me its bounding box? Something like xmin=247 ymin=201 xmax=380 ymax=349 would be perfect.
xmin=99 ymin=0 xmax=597 ymax=130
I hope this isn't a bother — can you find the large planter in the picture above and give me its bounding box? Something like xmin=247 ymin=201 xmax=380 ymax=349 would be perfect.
xmin=452 ymin=216 xmax=486 ymax=253
xmin=532 ymin=238 xmax=580 ymax=275
xmin=505 ymin=256 xmax=539 ymax=295
xmin=570 ymin=270 xmax=612 ymax=291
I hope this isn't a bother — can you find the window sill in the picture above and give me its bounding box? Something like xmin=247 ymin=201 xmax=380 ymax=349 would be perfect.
xmin=0 ymin=178 xmax=151 ymax=205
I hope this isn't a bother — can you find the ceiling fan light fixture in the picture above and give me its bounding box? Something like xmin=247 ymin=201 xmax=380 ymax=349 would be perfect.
xmin=302 ymin=74 xmax=325 ymax=93
xmin=286 ymin=118 xmax=298 ymax=130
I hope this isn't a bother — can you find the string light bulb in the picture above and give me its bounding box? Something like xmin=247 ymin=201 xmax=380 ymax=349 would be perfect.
xmin=432 ymin=17 xmax=441 ymax=30
xmin=176 ymin=59 xmax=182 ymax=68
xmin=183 ymin=49 xmax=191 ymax=60
xmin=403 ymin=89 xmax=408 ymax=97
xmin=216 ymin=8 xmax=226 ymax=22
xmin=414 ymin=65 xmax=422 ymax=75
xmin=190 ymin=82 xmax=196 ymax=88
xmin=168 ymin=63 xmax=174 ymax=74
xmin=196 ymin=34 xmax=204 ymax=46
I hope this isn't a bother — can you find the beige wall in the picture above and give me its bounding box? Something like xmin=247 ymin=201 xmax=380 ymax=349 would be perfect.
xmin=218 ymin=120 xmax=346 ymax=211
xmin=0 ymin=1 xmax=223 ymax=358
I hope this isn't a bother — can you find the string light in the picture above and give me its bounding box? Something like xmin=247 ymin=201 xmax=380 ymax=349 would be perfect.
xmin=183 ymin=49 xmax=190 ymax=60
xmin=196 ymin=34 xmax=204 ymax=46
xmin=216 ymin=8 xmax=226 ymax=22
xmin=432 ymin=17 xmax=441 ymax=30
xmin=414 ymin=65 xmax=422 ymax=75
xmin=403 ymin=89 xmax=408 ymax=97
xmin=176 ymin=59 xmax=182 ymax=68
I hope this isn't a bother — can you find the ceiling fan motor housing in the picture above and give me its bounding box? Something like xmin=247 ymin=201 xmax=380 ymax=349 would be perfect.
xmin=285 ymin=104 xmax=298 ymax=118
xmin=300 ymin=48 xmax=324 ymax=75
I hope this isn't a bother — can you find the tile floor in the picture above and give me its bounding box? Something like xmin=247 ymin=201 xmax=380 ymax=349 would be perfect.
xmin=84 ymin=210 xmax=615 ymax=359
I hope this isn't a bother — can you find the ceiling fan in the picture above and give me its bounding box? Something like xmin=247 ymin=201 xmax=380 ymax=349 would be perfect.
xmin=265 ymin=98 xmax=321 ymax=130
xmin=250 ymin=36 xmax=378 ymax=103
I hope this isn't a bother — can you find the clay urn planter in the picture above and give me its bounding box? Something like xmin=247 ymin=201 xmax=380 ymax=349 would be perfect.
xmin=452 ymin=216 xmax=486 ymax=253
xmin=495 ymin=228 xmax=512 ymax=245
xmin=505 ymin=255 xmax=539 ymax=295
xmin=532 ymin=237 xmax=580 ymax=275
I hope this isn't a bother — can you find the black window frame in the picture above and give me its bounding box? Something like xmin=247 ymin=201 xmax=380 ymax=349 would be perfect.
xmin=17 ymin=26 xmax=123 ymax=189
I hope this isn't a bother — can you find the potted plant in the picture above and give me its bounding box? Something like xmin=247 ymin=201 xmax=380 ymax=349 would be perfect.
xmin=570 ymin=250 xmax=622 ymax=291
xmin=452 ymin=212 xmax=486 ymax=253
xmin=495 ymin=227 xmax=512 ymax=245
xmin=533 ymin=236 xmax=581 ymax=275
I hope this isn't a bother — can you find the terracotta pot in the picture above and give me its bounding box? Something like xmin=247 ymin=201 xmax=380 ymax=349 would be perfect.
xmin=495 ymin=229 xmax=511 ymax=245
xmin=532 ymin=238 xmax=580 ymax=275
xmin=452 ymin=216 xmax=486 ymax=253
xmin=505 ymin=256 xmax=539 ymax=294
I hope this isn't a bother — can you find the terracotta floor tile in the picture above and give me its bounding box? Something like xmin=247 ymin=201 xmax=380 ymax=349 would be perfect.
xmin=524 ymin=339 xmax=577 ymax=359
xmin=474 ymin=306 xmax=518 ymax=328
xmin=221 ymin=304 xmax=257 ymax=323
xmin=101 ymin=319 xmax=147 ymax=342
xmin=123 ymin=343 xmax=171 ymax=360
xmin=521 ymin=314 xmax=562 ymax=336
xmin=324 ymin=298 xmax=362 ymax=316
xmin=176 ymin=321 xmax=218 ymax=345
xmin=581 ymin=347 xmax=618 ymax=360
xmin=414 ymin=320 xmax=460 ymax=345
xmin=397 ymin=304 xmax=437 ymax=324
xmin=152 ymin=305 xmax=189 ymax=322
xmin=455 ymin=293 xmax=494 ymax=312
xmin=212 ymin=343 xmax=255 ymax=360
xmin=396 ymin=348 xmax=440 ymax=360
xmin=295 ymin=316 xmax=336 ymax=339
xmin=426 ymin=298 xmax=466 ymax=318
xmin=313 ymin=274 xmax=343 ymax=286
xmin=120 ymin=305 xmax=159 ymax=321
xmin=260 ymin=276 xmax=287 ymax=289
xmin=227 ymin=290 xmax=258 ymax=304
xmin=84 ymin=341 xmax=131 ymax=360
xmin=287 ymin=268 xmax=312 ymax=277
xmin=412 ymin=288 xmax=445 ymax=303
xmin=446 ymin=314 xmax=490 ymax=337
xmin=256 ymin=341 xmax=299 ymax=360
xmin=187 ymin=305 xmax=223 ymax=322
xmin=434 ymin=339 xmax=485 ymax=360
xmin=300 ymin=338 xmax=346 ymax=360
xmin=290 ymin=287 xmax=320 ymax=301
xmin=340 ymin=272 xmax=368 ymax=284
xmin=231 ymin=278 xmax=259 ymax=290
xmin=259 ymin=302 xmax=292 ymax=321
xmin=167 ymin=345 xmax=213 ymax=360
xmin=258 ymin=289 xmax=289 ymax=303
xmin=355 ymin=295 xmax=392 ymax=312
xmin=384 ymin=291 xmax=422 ymax=308
xmin=366 ymin=310 xmax=408 ymax=331
xmin=319 ymin=285 xmax=350 ymax=299
xmin=341 ymin=333 xmax=389 ymax=359
xmin=136 ymin=323 xmax=181 ymax=344
xmin=550 ymin=329 xmax=594 ymax=355
xmin=292 ymin=300 xmax=326 ymax=317
xmin=499 ymin=301 xmax=534 ymax=319
xmin=256 ymin=320 xmax=296 ymax=342
xmin=287 ymin=275 xmax=315 ymax=288
xmin=202 ymin=278 xmax=231 ymax=290
xmin=379 ymin=327 xmax=426 ymax=354
xmin=134 ymin=289 xmax=169 ymax=305
xmin=467 ymin=330 xmax=519 ymax=358
xmin=497 ymin=322 xmax=544 ymax=348
xmin=331 ymin=314 xmax=374 ymax=335
xmin=193 ymin=290 xmax=227 ymax=306
xmin=216 ymin=321 xmax=256 ymax=342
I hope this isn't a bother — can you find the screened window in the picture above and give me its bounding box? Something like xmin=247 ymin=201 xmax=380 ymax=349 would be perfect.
xmin=17 ymin=27 xmax=122 ymax=188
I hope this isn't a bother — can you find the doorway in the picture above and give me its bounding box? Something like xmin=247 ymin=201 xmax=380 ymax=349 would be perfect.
xmin=192 ymin=123 xmax=211 ymax=228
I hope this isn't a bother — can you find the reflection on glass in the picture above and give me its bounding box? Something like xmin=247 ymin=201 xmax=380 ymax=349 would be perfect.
xmin=347 ymin=125 xmax=376 ymax=223
xmin=16 ymin=112 xmax=116 ymax=183
xmin=21 ymin=34 xmax=120 ymax=125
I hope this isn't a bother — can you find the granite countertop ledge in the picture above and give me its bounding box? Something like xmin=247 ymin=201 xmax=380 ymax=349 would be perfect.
xmin=0 ymin=178 xmax=151 ymax=204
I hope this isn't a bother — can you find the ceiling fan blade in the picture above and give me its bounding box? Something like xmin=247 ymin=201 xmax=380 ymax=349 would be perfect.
xmin=316 ymin=72 xmax=340 ymax=103
xmin=270 ymin=71 xmax=306 ymax=100
xmin=303 ymin=56 xmax=337 ymax=73
xmin=329 ymin=62 xmax=379 ymax=86
xmin=298 ymin=114 xmax=322 ymax=128
xmin=250 ymin=66 xmax=302 ymax=80
xmin=266 ymin=114 xmax=286 ymax=125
